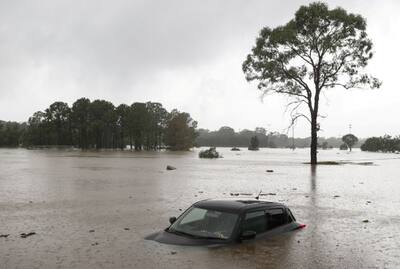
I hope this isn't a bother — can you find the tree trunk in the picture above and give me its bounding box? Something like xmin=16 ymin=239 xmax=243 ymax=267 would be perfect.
xmin=310 ymin=113 xmax=318 ymax=165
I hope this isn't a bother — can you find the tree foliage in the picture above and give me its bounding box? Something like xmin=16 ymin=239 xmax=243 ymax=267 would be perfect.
xmin=196 ymin=127 xmax=345 ymax=148
xmin=0 ymin=121 xmax=25 ymax=147
xmin=164 ymin=109 xmax=197 ymax=150
xmin=1 ymin=98 xmax=197 ymax=150
xmin=248 ymin=136 xmax=260 ymax=151
xmin=342 ymin=133 xmax=358 ymax=151
xmin=243 ymin=2 xmax=380 ymax=164
xmin=361 ymin=135 xmax=400 ymax=152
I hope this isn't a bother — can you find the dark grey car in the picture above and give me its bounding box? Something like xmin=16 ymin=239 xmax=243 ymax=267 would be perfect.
xmin=146 ymin=199 xmax=305 ymax=246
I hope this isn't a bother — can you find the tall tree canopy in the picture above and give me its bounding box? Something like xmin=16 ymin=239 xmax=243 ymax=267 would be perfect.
xmin=243 ymin=2 xmax=380 ymax=164
xmin=164 ymin=109 xmax=197 ymax=151
xmin=5 ymin=98 xmax=197 ymax=151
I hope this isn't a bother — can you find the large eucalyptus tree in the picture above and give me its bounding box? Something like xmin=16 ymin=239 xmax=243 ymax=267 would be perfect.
xmin=243 ymin=2 xmax=380 ymax=164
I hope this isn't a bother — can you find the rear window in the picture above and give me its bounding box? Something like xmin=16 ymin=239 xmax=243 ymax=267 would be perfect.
xmin=267 ymin=208 xmax=286 ymax=229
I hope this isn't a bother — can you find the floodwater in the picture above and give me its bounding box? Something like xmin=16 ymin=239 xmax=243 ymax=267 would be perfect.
xmin=1 ymin=148 xmax=400 ymax=269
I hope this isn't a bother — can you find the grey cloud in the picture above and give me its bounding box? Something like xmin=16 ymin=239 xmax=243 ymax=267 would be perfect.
xmin=0 ymin=0 xmax=399 ymax=137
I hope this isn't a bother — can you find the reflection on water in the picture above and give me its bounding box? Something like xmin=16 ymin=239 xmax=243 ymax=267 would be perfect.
xmin=1 ymin=148 xmax=400 ymax=268
xmin=310 ymin=165 xmax=317 ymax=192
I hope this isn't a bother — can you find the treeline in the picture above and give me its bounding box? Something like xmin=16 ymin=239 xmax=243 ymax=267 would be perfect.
xmin=0 ymin=121 xmax=26 ymax=147
xmin=196 ymin=126 xmax=347 ymax=148
xmin=361 ymin=135 xmax=400 ymax=152
xmin=0 ymin=98 xmax=197 ymax=150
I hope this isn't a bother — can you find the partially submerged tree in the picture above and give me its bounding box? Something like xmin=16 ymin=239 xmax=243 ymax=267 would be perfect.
xmin=243 ymin=2 xmax=380 ymax=164
xmin=342 ymin=133 xmax=358 ymax=151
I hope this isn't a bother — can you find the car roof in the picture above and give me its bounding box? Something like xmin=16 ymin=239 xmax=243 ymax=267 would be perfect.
xmin=193 ymin=199 xmax=285 ymax=214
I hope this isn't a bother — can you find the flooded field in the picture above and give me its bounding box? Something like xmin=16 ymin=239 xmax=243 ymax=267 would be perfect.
xmin=1 ymin=148 xmax=400 ymax=268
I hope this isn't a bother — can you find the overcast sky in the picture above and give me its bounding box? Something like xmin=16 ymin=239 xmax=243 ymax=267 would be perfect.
xmin=0 ymin=0 xmax=399 ymax=137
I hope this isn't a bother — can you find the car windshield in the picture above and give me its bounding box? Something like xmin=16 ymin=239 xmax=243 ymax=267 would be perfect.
xmin=168 ymin=207 xmax=239 ymax=240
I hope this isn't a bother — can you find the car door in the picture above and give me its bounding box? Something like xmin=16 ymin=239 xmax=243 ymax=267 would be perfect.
xmin=241 ymin=207 xmax=292 ymax=240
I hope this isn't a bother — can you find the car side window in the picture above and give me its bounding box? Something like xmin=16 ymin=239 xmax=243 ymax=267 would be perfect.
xmin=242 ymin=211 xmax=267 ymax=234
xmin=266 ymin=208 xmax=286 ymax=230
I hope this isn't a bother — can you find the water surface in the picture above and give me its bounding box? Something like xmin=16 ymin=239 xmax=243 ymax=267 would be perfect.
xmin=1 ymin=148 xmax=399 ymax=268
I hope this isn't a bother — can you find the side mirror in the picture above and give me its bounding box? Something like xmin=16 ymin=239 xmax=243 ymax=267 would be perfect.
xmin=240 ymin=230 xmax=256 ymax=240
xmin=169 ymin=216 xmax=177 ymax=224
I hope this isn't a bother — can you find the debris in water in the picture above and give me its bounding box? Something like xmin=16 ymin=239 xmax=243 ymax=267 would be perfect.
xmin=91 ymin=242 xmax=99 ymax=246
xmin=124 ymin=228 xmax=130 ymax=231
xmin=366 ymin=201 xmax=372 ymax=204
xmin=230 ymin=193 xmax=240 ymax=196
xmin=304 ymin=161 xmax=341 ymax=165
xmin=198 ymin=191 xmax=204 ymax=194
xmin=260 ymin=193 xmax=277 ymax=196
xmin=354 ymin=162 xmax=374 ymax=166
xmin=0 ymin=234 xmax=10 ymax=238
xmin=170 ymin=251 xmax=177 ymax=255
xmin=166 ymin=165 xmax=176 ymax=170
xmin=362 ymin=219 xmax=369 ymax=223
xmin=266 ymin=170 xmax=274 ymax=173
xmin=89 ymin=229 xmax=95 ymax=233
xmin=333 ymin=195 xmax=340 ymax=198
xmin=292 ymin=188 xmax=297 ymax=191
xmin=20 ymin=232 xmax=36 ymax=238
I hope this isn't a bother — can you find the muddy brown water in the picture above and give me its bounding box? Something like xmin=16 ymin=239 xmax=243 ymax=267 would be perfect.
xmin=1 ymin=148 xmax=400 ymax=268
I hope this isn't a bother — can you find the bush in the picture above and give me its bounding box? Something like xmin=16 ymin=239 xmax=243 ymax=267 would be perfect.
xmin=339 ymin=143 xmax=348 ymax=150
xmin=361 ymin=135 xmax=400 ymax=152
xmin=199 ymin=147 xmax=220 ymax=158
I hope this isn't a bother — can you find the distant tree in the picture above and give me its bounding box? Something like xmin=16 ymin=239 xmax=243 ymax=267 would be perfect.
xmin=164 ymin=109 xmax=197 ymax=150
xmin=25 ymin=111 xmax=47 ymax=145
xmin=19 ymin=98 xmax=194 ymax=150
xmin=116 ymin=104 xmax=130 ymax=149
xmin=0 ymin=121 xmax=25 ymax=147
xmin=45 ymin=102 xmax=71 ymax=145
xmin=71 ymin=98 xmax=91 ymax=149
xmin=131 ymin=102 xmax=149 ymax=150
xmin=339 ymin=143 xmax=348 ymax=150
xmin=342 ymin=134 xmax=358 ymax=151
xmin=255 ymin=127 xmax=267 ymax=135
xmin=145 ymin=102 xmax=168 ymax=150
xmin=243 ymin=2 xmax=380 ymax=164
xmin=89 ymin=100 xmax=116 ymax=149
xmin=248 ymin=136 xmax=260 ymax=150
xmin=321 ymin=141 xmax=329 ymax=150
xmin=361 ymin=135 xmax=400 ymax=152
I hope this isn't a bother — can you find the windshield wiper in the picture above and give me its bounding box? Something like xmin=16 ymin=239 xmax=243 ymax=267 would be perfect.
xmin=167 ymin=229 xmax=200 ymax=238
xmin=194 ymin=235 xmax=226 ymax=240
xmin=167 ymin=229 xmax=226 ymax=240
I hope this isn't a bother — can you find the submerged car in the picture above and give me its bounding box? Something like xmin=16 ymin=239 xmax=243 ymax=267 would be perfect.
xmin=146 ymin=199 xmax=305 ymax=246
